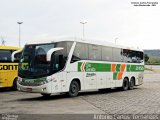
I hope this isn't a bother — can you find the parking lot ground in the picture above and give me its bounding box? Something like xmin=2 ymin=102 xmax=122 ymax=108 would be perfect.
xmin=0 ymin=90 xmax=104 ymax=114
xmin=1 ymin=70 xmax=160 ymax=115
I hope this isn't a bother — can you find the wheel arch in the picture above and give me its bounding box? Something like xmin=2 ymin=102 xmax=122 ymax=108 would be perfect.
xmin=12 ymin=77 xmax=18 ymax=90
xmin=13 ymin=77 xmax=18 ymax=86
xmin=123 ymin=76 xmax=129 ymax=81
xmin=71 ymin=78 xmax=81 ymax=91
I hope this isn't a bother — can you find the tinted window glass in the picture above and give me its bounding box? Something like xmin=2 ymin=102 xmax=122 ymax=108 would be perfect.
xmin=56 ymin=42 xmax=67 ymax=57
xmin=102 ymin=46 xmax=112 ymax=61
xmin=19 ymin=41 xmax=73 ymax=78
xmin=113 ymin=48 xmax=123 ymax=62
xmin=71 ymin=43 xmax=88 ymax=63
xmin=122 ymin=49 xmax=144 ymax=63
xmin=136 ymin=51 xmax=143 ymax=63
xmin=36 ymin=44 xmax=54 ymax=64
xmin=0 ymin=50 xmax=12 ymax=62
xmin=122 ymin=49 xmax=132 ymax=62
xmin=89 ymin=44 xmax=101 ymax=61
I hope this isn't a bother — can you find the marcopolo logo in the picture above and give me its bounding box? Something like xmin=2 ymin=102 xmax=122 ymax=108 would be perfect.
xmin=0 ymin=65 xmax=18 ymax=70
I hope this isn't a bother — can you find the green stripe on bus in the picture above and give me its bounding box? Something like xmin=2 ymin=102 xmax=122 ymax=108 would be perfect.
xmin=78 ymin=62 xmax=144 ymax=72
xmin=127 ymin=65 xmax=131 ymax=71
xmin=116 ymin=64 xmax=121 ymax=72
xmin=78 ymin=62 xmax=111 ymax=72
xmin=78 ymin=62 xmax=82 ymax=72
xmin=113 ymin=72 xmax=118 ymax=80
xmin=127 ymin=65 xmax=144 ymax=72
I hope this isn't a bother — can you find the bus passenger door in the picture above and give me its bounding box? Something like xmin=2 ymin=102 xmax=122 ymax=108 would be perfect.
xmin=51 ymin=55 xmax=64 ymax=92
xmin=85 ymin=72 xmax=97 ymax=89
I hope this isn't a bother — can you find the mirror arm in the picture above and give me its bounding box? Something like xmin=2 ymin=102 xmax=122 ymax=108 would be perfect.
xmin=11 ymin=50 xmax=22 ymax=62
xmin=46 ymin=47 xmax=64 ymax=61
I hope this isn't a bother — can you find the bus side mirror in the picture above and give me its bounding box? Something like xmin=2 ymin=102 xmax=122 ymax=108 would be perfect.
xmin=46 ymin=47 xmax=64 ymax=62
xmin=11 ymin=50 xmax=22 ymax=62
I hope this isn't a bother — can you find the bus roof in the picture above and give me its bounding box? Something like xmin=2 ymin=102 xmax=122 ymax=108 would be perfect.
xmin=0 ymin=45 xmax=22 ymax=50
xmin=27 ymin=37 xmax=143 ymax=52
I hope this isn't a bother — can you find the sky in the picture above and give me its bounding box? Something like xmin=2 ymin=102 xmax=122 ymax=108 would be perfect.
xmin=0 ymin=0 xmax=160 ymax=49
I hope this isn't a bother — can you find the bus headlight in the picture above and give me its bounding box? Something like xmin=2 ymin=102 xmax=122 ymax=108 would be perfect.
xmin=40 ymin=78 xmax=52 ymax=85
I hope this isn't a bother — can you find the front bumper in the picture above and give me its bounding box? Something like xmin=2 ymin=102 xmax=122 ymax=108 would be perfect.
xmin=17 ymin=82 xmax=52 ymax=94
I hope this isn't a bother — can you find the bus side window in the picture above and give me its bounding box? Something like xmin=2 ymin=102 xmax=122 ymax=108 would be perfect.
xmin=89 ymin=45 xmax=101 ymax=61
xmin=71 ymin=43 xmax=88 ymax=63
xmin=0 ymin=50 xmax=11 ymax=62
xmin=102 ymin=46 xmax=112 ymax=61
xmin=113 ymin=48 xmax=123 ymax=62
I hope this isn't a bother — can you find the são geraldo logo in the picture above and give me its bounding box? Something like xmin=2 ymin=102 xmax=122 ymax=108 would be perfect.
xmin=80 ymin=62 xmax=96 ymax=72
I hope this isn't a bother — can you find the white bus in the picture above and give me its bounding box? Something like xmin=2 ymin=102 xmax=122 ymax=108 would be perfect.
xmin=17 ymin=38 xmax=144 ymax=97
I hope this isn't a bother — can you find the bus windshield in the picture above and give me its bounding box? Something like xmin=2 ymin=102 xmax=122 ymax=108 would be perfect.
xmin=18 ymin=42 xmax=73 ymax=78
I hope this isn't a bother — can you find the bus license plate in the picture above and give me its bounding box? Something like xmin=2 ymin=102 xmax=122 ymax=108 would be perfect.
xmin=26 ymin=88 xmax=32 ymax=92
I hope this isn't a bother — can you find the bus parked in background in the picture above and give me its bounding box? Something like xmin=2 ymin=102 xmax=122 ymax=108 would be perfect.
xmin=0 ymin=46 xmax=22 ymax=90
xmin=17 ymin=38 xmax=144 ymax=97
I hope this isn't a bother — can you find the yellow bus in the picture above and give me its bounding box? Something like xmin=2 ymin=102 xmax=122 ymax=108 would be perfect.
xmin=0 ymin=46 xmax=22 ymax=90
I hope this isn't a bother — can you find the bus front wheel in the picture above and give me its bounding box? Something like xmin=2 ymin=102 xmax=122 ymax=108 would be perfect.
xmin=68 ymin=81 xmax=79 ymax=97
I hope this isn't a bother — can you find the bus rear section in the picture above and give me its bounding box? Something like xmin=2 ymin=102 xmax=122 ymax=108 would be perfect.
xmin=0 ymin=46 xmax=22 ymax=90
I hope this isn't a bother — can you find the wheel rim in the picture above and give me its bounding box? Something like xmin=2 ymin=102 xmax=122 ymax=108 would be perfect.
xmin=130 ymin=80 xmax=134 ymax=87
xmin=71 ymin=84 xmax=77 ymax=94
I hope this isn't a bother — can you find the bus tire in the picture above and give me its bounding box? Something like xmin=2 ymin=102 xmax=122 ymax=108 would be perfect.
xmin=12 ymin=78 xmax=18 ymax=91
xmin=121 ymin=77 xmax=129 ymax=91
xmin=41 ymin=93 xmax=51 ymax=97
xmin=68 ymin=80 xmax=79 ymax=97
xmin=129 ymin=77 xmax=135 ymax=90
